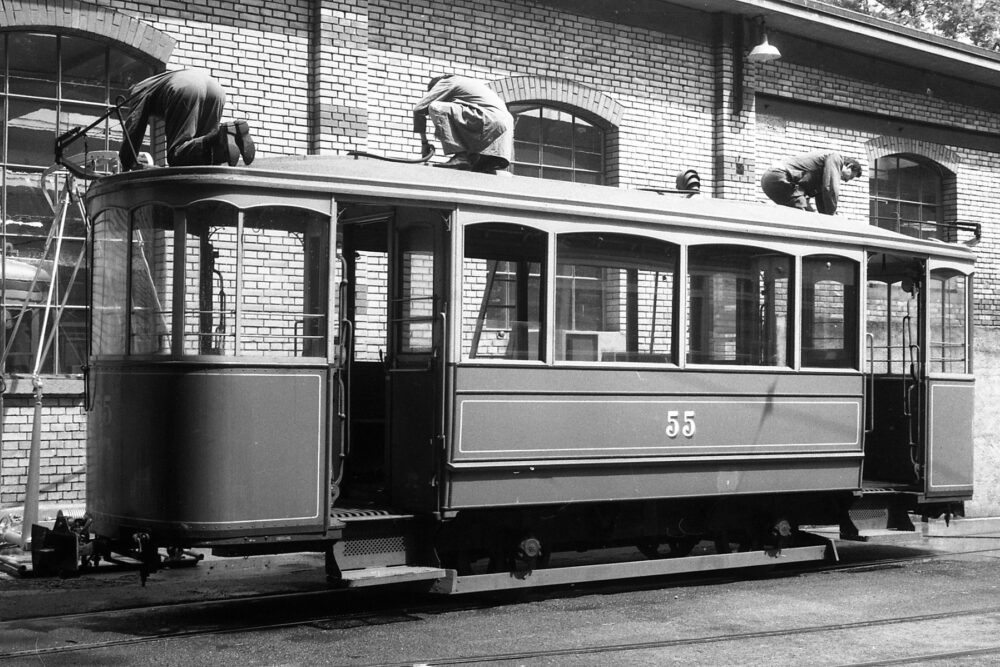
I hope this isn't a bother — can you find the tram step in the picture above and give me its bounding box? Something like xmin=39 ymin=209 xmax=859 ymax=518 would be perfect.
xmin=336 ymin=565 xmax=448 ymax=588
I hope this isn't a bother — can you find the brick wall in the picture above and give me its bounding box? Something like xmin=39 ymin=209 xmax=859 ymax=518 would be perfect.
xmin=0 ymin=396 xmax=87 ymax=506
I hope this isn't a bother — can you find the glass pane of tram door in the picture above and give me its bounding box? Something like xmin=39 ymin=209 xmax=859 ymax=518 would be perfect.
xmin=337 ymin=205 xmax=446 ymax=513
xmin=864 ymin=253 xmax=926 ymax=487
xmin=865 ymin=253 xmax=974 ymax=499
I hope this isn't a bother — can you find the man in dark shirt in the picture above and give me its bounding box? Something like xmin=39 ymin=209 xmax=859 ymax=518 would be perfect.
xmin=119 ymin=69 xmax=255 ymax=171
xmin=760 ymin=151 xmax=863 ymax=214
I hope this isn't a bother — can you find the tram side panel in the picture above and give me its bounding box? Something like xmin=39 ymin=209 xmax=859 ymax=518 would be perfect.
xmin=444 ymin=366 xmax=864 ymax=511
xmin=87 ymin=364 xmax=329 ymax=543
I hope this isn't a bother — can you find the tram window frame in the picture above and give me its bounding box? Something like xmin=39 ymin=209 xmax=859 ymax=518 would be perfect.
xmin=554 ymin=232 xmax=678 ymax=364
xmin=687 ymin=244 xmax=793 ymax=367
xmin=801 ymin=255 xmax=859 ymax=369
xmin=91 ymin=208 xmax=130 ymax=358
xmin=129 ymin=204 xmax=175 ymax=355
xmin=178 ymin=202 xmax=331 ymax=359
xmin=928 ymin=268 xmax=969 ymax=374
xmin=462 ymin=222 xmax=546 ymax=362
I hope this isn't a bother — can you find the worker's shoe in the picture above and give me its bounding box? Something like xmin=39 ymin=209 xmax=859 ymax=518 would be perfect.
xmin=210 ymin=126 xmax=240 ymax=166
xmin=224 ymin=120 xmax=256 ymax=166
xmin=434 ymin=153 xmax=471 ymax=170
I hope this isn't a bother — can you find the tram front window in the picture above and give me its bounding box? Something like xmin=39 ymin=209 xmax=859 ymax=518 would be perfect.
xmin=555 ymin=232 xmax=677 ymax=363
xmin=182 ymin=203 xmax=329 ymax=358
xmin=688 ymin=245 xmax=791 ymax=366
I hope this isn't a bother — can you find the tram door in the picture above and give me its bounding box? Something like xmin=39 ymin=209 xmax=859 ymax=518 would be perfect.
xmin=864 ymin=252 xmax=926 ymax=487
xmin=337 ymin=204 xmax=447 ymax=512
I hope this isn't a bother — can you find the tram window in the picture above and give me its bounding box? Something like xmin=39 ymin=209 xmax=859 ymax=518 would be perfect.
xmin=688 ymin=245 xmax=791 ymax=366
xmin=866 ymin=254 xmax=921 ymax=376
xmin=555 ymin=233 xmax=677 ymax=363
xmin=929 ymin=270 xmax=968 ymax=373
xmin=92 ymin=208 xmax=129 ymax=357
xmin=242 ymin=207 xmax=329 ymax=357
xmin=397 ymin=224 xmax=435 ymax=355
xmin=129 ymin=205 xmax=174 ymax=355
xmin=463 ymin=223 xmax=545 ymax=361
xmin=184 ymin=202 xmax=238 ymax=355
xmin=801 ymin=256 xmax=858 ymax=368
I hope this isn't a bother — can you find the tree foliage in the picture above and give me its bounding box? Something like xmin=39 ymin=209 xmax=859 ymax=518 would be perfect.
xmin=824 ymin=0 xmax=1000 ymax=49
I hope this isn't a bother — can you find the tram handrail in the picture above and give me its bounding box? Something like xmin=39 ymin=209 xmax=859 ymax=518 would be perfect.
xmin=865 ymin=333 xmax=875 ymax=434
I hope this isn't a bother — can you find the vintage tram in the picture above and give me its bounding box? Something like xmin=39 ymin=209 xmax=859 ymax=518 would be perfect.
xmin=82 ymin=156 xmax=975 ymax=591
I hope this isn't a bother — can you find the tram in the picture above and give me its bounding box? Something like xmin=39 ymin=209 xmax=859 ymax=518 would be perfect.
xmin=83 ymin=156 xmax=975 ymax=591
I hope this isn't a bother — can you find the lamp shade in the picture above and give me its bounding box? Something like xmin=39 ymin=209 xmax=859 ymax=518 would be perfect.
xmin=748 ymin=34 xmax=781 ymax=63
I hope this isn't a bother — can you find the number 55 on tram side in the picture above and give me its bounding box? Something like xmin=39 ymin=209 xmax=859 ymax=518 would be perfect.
xmin=83 ymin=156 xmax=975 ymax=592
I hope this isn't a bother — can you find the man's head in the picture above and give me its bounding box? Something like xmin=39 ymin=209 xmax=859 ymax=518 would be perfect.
xmin=427 ymin=75 xmax=450 ymax=90
xmin=842 ymin=157 xmax=863 ymax=182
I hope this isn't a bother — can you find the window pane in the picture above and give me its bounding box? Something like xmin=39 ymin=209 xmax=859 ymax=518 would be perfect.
xmin=514 ymin=140 xmax=539 ymax=164
xmin=542 ymin=145 xmax=572 ymax=168
xmin=7 ymin=99 xmax=57 ymax=167
xmin=463 ymin=223 xmax=546 ymax=360
xmin=130 ymin=205 xmax=174 ymax=355
xmin=184 ymin=203 xmax=238 ymax=355
xmin=688 ymin=245 xmax=791 ymax=366
xmin=556 ymin=233 xmax=676 ymax=363
xmin=9 ymin=33 xmax=57 ymax=97
xmin=928 ymin=271 xmax=967 ymax=373
xmin=62 ymin=102 xmax=113 ymax=155
xmin=576 ymin=151 xmax=603 ymax=172
xmin=513 ymin=108 xmax=541 ymax=142
xmin=91 ymin=209 xmax=130 ymax=357
xmin=397 ymin=225 xmax=435 ymax=355
xmin=62 ymin=35 xmax=107 ymax=102
xmin=575 ymin=121 xmax=601 ymax=153
xmin=242 ymin=207 xmax=329 ymax=357
xmin=802 ymin=256 xmax=858 ymax=368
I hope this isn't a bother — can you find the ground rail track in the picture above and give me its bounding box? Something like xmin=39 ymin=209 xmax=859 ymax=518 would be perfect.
xmin=3 ymin=540 xmax=1000 ymax=663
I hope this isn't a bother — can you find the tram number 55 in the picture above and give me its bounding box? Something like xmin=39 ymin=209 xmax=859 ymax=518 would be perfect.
xmin=665 ymin=410 xmax=696 ymax=439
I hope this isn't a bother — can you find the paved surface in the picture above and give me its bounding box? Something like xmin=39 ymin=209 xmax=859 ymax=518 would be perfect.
xmin=2 ymin=516 xmax=1000 ymax=665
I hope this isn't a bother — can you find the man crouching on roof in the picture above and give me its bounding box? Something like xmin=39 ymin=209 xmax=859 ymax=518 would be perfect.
xmin=118 ymin=69 xmax=255 ymax=171
xmin=413 ymin=74 xmax=514 ymax=174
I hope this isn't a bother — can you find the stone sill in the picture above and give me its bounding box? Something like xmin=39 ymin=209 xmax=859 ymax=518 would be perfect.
xmin=1 ymin=376 xmax=84 ymax=397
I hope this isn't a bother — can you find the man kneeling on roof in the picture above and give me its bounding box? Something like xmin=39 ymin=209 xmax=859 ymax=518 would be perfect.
xmin=760 ymin=151 xmax=862 ymax=215
xmin=413 ymin=74 xmax=514 ymax=174
xmin=118 ymin=68 xmax=255 ymax=171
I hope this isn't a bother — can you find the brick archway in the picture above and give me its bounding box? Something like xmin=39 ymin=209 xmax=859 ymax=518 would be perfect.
xmin=865 ymin=136 xmax=960 ymax=175
xmin=0 ymin=0 xmax=175 ymax=64
xmin=489 ymin=75 xmax=625 ymax=128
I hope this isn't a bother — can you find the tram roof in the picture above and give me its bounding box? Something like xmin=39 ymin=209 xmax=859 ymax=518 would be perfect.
xmin=87 ymin=155 xmax=976 ymax=265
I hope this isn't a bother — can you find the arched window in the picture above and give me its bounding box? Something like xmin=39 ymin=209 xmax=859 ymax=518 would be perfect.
xmin=869 ymin=155 xmax=942 ymax=240
xmin=509 ymin=105 xmax=605 ymax=184
xmin=1 ymin=31 xmax=157 ymax=373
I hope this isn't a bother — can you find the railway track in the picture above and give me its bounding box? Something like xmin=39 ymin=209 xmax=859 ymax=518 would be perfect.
xmin=2 ymin=541 xmax=999 ymax=663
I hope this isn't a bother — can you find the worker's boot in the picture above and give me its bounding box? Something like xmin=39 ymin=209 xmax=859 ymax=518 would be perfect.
xmin=208 ymin=126 xmax=240 ymax=166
